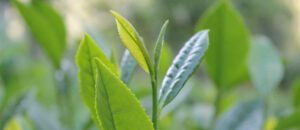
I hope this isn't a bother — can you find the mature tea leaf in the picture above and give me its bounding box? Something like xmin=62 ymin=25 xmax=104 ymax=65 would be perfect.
xmin=111 ymin=11 xmax=152 ymax=73
xmin=248 ymin=36 xmax=284 ymax=96
xmin=75 ymin=34 xmax=117 ymax=128
xmin=159 ymin=30 xmax=209 ymax=108
xmin=196 ymin=0 xmax=250 ymax=88
xmin=14 ymin=1 xmax=66 ymax=68
xmin=120 ymin=50 xmax=137 ymax=84
xmin=94 ymin=58 xmax=153 ymax=130
xmin=215 ymin=100 xmax=264 ymax=130
xmin=154 ymin=20 xmax=169 ymax=74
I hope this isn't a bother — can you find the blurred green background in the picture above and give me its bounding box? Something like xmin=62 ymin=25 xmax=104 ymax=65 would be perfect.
xmin=1 ymin=0 xmax=300 ymax=130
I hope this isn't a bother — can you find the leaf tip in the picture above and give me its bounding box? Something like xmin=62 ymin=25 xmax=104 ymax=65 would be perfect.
xmin=110 ymin=10 xmax=119 ymax=18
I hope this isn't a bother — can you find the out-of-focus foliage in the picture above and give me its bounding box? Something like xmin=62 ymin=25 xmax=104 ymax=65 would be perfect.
xmin=14 ymin=0 xmax=66 ymax=68
xmin=4 ymin=118 xmax=22 ymax=130
xmin=120 ymin=50 xmax=137 ymax=84
xmin=276 ymin=109 xmax=300 ymax=130
xmin=291 ymin=78 xmax=300 ymax=108
xmin=215 ymin=100 xmax=264 ymax=130
xmin=248 ymin=36 xmax=284 ymax=96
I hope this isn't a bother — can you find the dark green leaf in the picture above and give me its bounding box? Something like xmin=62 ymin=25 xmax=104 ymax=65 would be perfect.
xmin=196 ymin=0 xmax=250 ymax=88
xmin=159 ymin=30 xmax=209 ymax=108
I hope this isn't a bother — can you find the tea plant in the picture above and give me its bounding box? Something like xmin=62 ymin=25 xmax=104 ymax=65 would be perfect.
xmin=76 ymin=11 xmax=209 ymax=130
xmin=2 ymin=0 xmax=298 ymax=130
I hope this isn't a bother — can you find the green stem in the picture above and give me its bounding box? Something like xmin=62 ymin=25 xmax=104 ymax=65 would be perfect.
xmin=211 ymin=88 xmax=223 ymax=129
xmin=151 ymin=75 xmax=158 ymax=130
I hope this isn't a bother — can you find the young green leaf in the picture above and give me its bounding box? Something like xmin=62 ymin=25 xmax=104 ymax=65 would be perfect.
xmin=111 ymin=11 xmax=152 ymax=73
xmin=120 ymin=50 xmax=137 ymax=85
xmin=248 ymin=36 xmax=284 ymax=96
xmin=158 ymin=45 xmax=174 ymax=78
xmin=215 ymin=100 xmax=264 ymax=130
xmin=158 ymin=30 xmax=209 ymax=108
xmin=154 ymin=20 xmax=169 ymax=74
xmin=196 ymin=0 xmax=250 ymax=88
xmin=14 ymin=1 xmax=66 ymax=68
xmin=75 ymin=34 xmax=118 ymax=128
xmin=94 ymin=58 xmax=154 ymax=130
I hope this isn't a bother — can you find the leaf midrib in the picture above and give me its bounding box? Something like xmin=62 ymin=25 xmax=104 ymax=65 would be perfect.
xmin=96 ymin=63 xmax=117 ymax=130
xmin=161 ymin=36 xmax=198 ymax=103
xmin=216 ymin=3 xmax=225 ymax=88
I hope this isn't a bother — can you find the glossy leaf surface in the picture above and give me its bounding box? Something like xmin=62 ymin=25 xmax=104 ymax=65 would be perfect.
xmin=159 ymin=30 xmax=209 ymax=108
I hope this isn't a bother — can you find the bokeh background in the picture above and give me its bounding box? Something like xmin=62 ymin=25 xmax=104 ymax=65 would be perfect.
xmin=1 ymin=0 xmax=300 ymax=129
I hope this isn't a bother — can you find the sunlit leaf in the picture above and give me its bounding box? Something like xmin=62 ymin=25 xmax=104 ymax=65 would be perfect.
xmin=154 ymin=20 xmax=169 ymax=74
xmin=111 ymin=11 xmax=152 ymax=73
xmin=94 ymin=58 xmax=154 ymax=130
xmin=75 ymin=34 xmax=118 ymax=128
xmin=159 ymin=30 xmax=209 ymax=108
xmin=196 ymin=0 xmax=250 ymax=88
xmin=14 ymin=1 xmax=66 ymax=68
xmin=120 ymin=50 xmax=137 ymax=85
xmin=248 ymin=36 xmax=284 ymax=96
xmin=215 ymin=100 xmax=264 ymax=130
